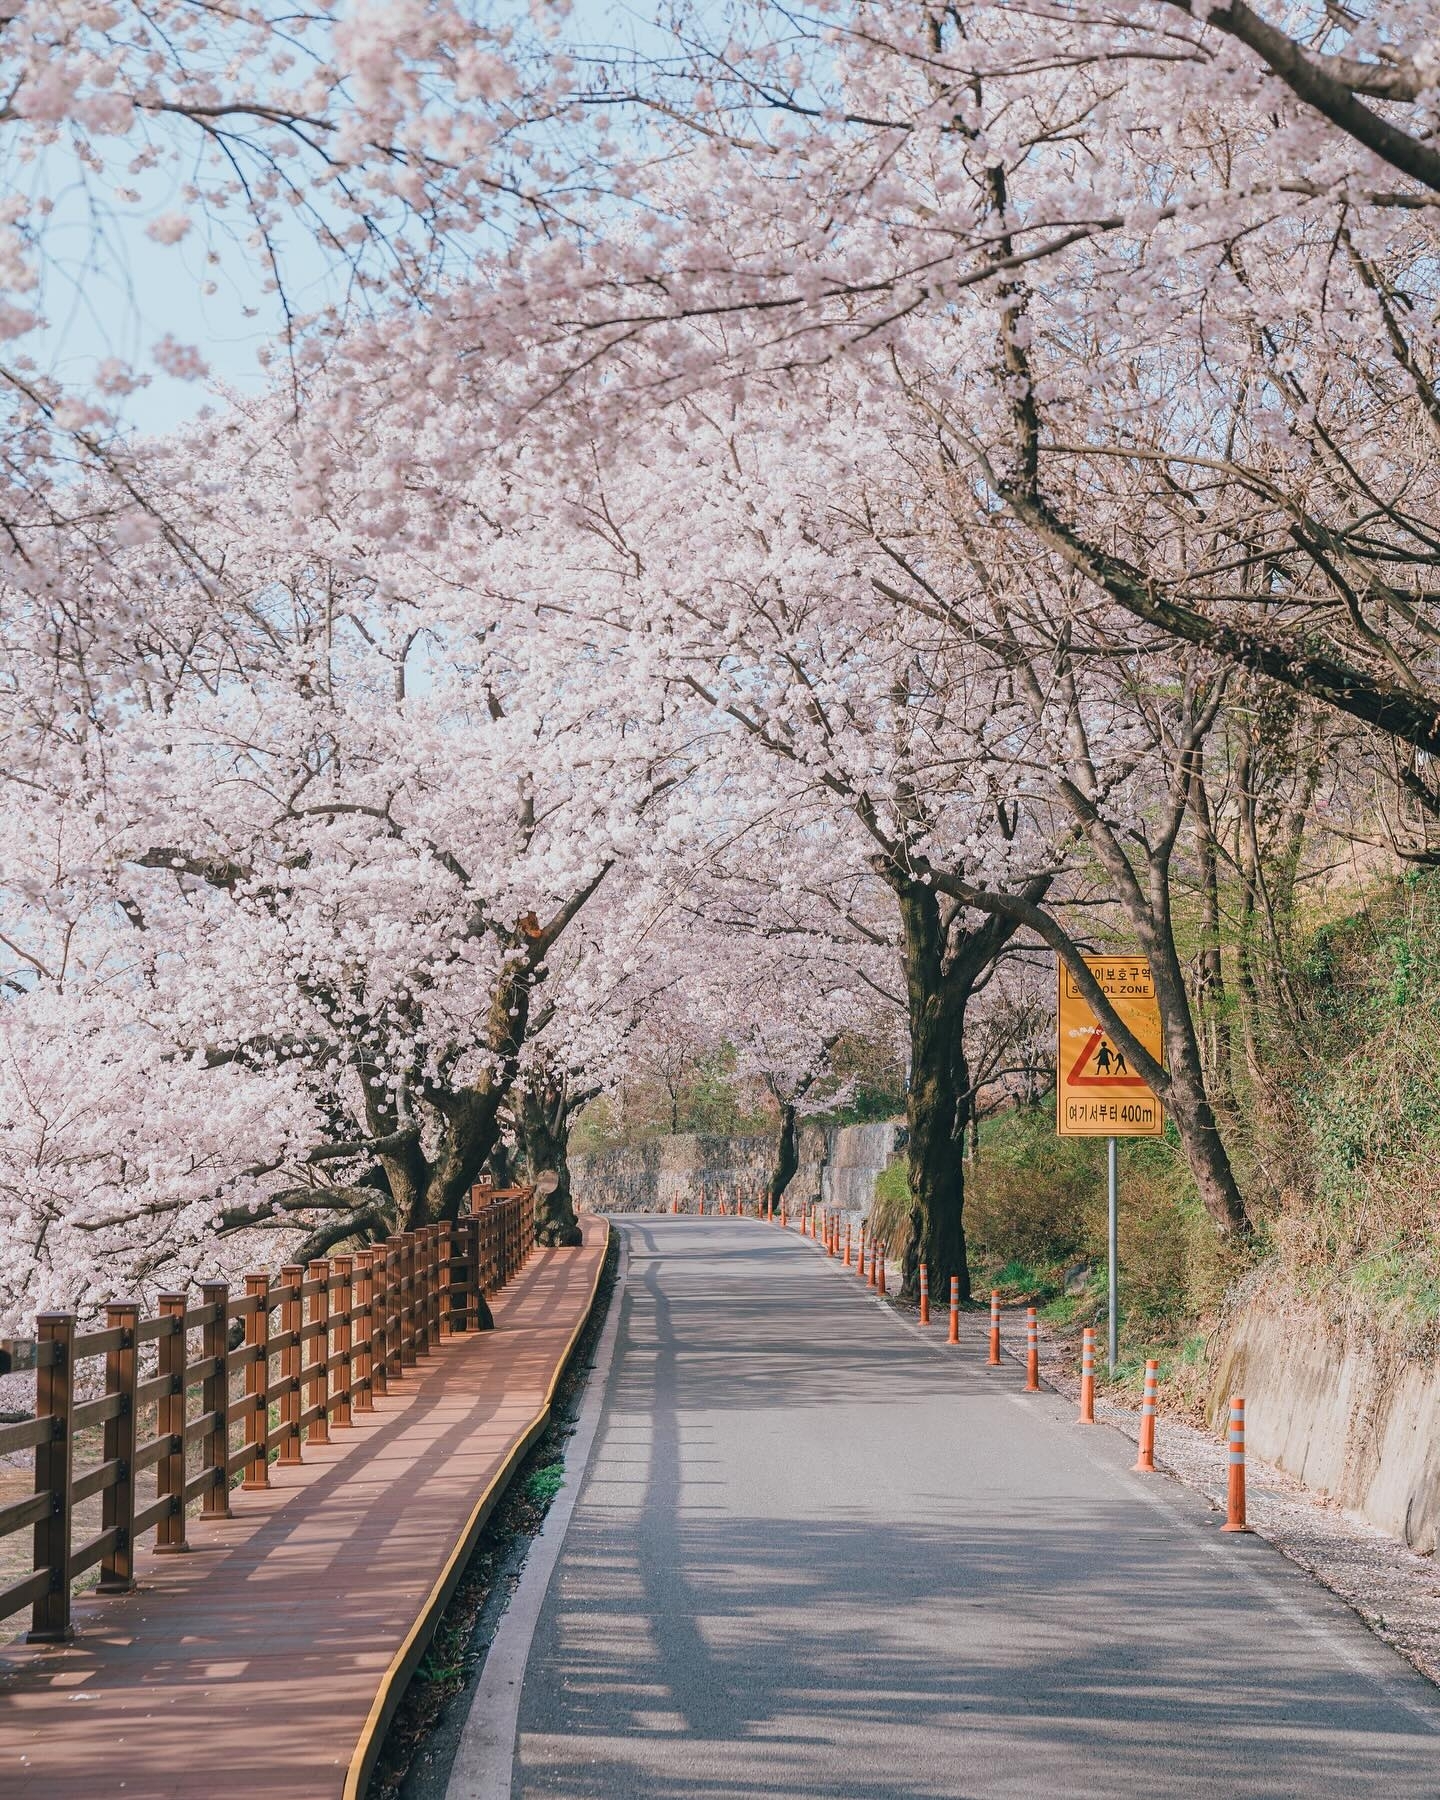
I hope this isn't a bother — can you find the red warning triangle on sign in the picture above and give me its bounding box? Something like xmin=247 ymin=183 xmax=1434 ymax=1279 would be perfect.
xmin=1067 ymin=1026 xmax=1149 ymax=1087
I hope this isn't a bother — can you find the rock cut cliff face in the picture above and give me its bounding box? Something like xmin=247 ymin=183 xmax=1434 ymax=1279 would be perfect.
xmin=571 ymin=1120 xmax=904 ymax=1216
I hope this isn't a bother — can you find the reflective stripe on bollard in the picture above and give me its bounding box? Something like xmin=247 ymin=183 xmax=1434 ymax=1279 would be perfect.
xmin=1133 ymin=1360 xmax=1158 ymax=1472
xmin=1078 ymin=1327 xmax=1095 ymax=1424
xmin=1222 ymin=1396 xmax=1251 ymax=1532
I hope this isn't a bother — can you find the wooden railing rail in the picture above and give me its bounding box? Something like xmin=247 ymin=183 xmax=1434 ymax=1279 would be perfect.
xmin=0 ymin=1183 xmax=536 ymax=1644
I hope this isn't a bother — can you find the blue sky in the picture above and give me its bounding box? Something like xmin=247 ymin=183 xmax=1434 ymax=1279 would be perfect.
xmin=26 ymin=0 xmax=703 ymax=440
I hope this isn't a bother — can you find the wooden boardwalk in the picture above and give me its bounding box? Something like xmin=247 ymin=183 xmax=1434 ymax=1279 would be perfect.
xmin=0 ymin=1216 xmax=608 ymax=1800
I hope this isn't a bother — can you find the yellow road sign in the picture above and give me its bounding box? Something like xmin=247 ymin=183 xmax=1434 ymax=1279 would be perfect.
xmin=1057 ymin=955 xmax=1165 ymax=1138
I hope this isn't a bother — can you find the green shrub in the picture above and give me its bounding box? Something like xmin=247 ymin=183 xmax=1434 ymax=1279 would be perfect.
xmin=525 ymin=1465 xmax=564 ymax=1507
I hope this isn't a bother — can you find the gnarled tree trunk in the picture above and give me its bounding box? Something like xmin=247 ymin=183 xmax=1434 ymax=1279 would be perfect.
xmin=889 ymin=878 xmax=1038 ymax=1304
xmin=518 ymin=1069 xmax=584 ymax=1247
xmin=767 ymin=1100 xmax=801 ymax=1214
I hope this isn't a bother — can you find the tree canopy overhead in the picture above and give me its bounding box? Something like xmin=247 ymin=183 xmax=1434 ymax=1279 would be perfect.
xmin=5 ymin=0 xmax=1440 ymax=1320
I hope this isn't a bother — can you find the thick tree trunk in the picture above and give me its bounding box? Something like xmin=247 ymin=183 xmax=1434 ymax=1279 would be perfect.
xmin=1188 ymin=758 xmax=1235 ymax=1113
xmin=1147 ymin=902 xmax=1253 ymax=1239
xmin=904 ymin=977 xmax=971 ymax=1301
xmin=520 ymin=1078 xmax=583 ymax=1247
xmin=895 ymin=882 xmax=975 ymax=1304
xmin=767 ymin=1102 xmax=801 ymax=1213
xmin=532 ymin=1172 xmax=581 ymax=1246
xmin=885 ymin=871 xmax=1041 ymax=1305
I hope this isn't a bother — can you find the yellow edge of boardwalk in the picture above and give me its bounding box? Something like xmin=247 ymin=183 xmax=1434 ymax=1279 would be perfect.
xmin=343 ymin=1217 xmax=611 ymax=1800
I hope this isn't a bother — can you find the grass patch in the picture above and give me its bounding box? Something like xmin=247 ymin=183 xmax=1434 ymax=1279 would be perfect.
xmin=964 ymin=1107 xmax=1234 ymax=1370
xmin=524 ymin=1463 xmax=565 ymax=1507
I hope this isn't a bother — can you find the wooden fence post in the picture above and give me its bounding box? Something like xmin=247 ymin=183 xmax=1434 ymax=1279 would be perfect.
xmin=428 ymin=1226 xmax=443 ymax=1347
xmin=333 ymin=1256 xmax=353 ymax=1427
xmin=200 ymin=1281 xmax=232 ymax=1519
xmin=429 ymin=1225 xmax=443 ymax=1347
xmin=306 ymin=1259 xmax=330 ymax=1445
xmin=385 ymin=1237 xmax=405 ymax=1384
xmin=242 ymin=1273 xmax=270 ymax=1489
xmin=401 ymin=1234 xmax=418 ymax=1367
xmin=353 ymin=1250 xmax=374 ymax=1410
xmin=278 ymin=1265 xmax=303 ymax=1465
xmin=464 ymin=1217 xmax=480 ymax=1331
xmin=373 ymin=1243 xmax=391 ymax=1396
xmin=413 ymin=1227 xmax=429 ymax=1357
xmin=28 ymin=1313 xmax=75 ymax=1642
xmin=435 ymin=1224 xmax=453 ymax=1339
xmin=467 ymin=1216 xmax=494 ymax=1332
xmin=98 ymin=1301 xmax=139 ymax=1594
xmin=154 ymin=1292 xmax=189 ymax=1554
xmin=414 ymin=1229 xmax=432 ymax=1358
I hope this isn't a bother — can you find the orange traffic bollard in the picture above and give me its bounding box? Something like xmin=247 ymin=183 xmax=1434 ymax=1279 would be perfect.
xmin=948 ymin=1273 xmax=960 ymax=1344
xmin=1078 ymin=1327 xmax=1096 ymax=1424
xmin=877 ymin=1248 xmax=887 ymax=1296
xmin=828 ymin=1212 xmax=836 ymax=1257
xmin=868 ymin=1234 xmax=879 ymax=1289
xmin=843 ymin=1219 xmax=852 ymax=1266
xmin=1223 ymin=1396 xmax=1251 ymax=1532
xmin=1025 ymin=1307 xmax=1040 ymax=1392
xmin=857 ymin=1224 xmax=867 ymax=1279
xmin=919 ymin=1263 xmax=930 ymax=1326
xmin=1134 ymin=1360 xmax=1158 ymax=1471
xmin=988 ymin=1291 xmax=1001 ymax=1364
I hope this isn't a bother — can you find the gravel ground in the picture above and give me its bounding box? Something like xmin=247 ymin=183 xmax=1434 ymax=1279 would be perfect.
xmin=1028 ymin=1316 xmax=1440 ymax=1690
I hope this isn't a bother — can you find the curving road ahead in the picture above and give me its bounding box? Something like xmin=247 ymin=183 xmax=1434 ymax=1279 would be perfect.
xmin=508 ymin=1216 xmax=1440 ymax=1798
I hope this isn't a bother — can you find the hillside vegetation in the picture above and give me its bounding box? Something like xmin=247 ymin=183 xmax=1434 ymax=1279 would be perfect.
xmin=921 ymin=874 xmax=1440 ymax=1397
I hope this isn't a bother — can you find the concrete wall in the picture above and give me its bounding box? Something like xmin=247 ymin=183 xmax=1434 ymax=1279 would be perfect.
xmin=569 ymin=1133 xmax=773 ymax=1213
xmin=571 ymin=1119 xmax=904 ymax=1216
xmin=1207 ymin=1291 xmax=1440 ymax=1552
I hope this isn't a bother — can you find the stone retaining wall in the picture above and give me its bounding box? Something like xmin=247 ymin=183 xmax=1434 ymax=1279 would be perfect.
xmin=1207 ymin=1292 xmax=1440 ymax=1552
xmin=571 ymin=1119 xmax=904 ymax=1216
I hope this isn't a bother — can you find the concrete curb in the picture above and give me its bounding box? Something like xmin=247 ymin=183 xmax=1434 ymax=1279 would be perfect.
xmin=444 ymin=1227 xmax=630 ymax=1799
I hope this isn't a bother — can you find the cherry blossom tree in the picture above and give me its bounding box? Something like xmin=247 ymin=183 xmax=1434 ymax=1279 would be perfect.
xmin=0 ymin=406 xmax=691 ymax=1320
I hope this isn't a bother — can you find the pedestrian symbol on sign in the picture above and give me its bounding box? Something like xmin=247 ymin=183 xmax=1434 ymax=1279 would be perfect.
xmin=1067 ymin=1027 xmax=1148 ymax=1090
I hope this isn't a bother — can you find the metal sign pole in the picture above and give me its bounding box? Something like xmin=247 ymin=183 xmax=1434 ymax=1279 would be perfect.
xmin=1107 ymin=1135 xmax=1119 ymax=1376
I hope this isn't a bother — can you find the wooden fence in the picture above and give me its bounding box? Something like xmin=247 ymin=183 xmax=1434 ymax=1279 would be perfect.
xmin=0 ymin=1184 xmax=536 ymax=1645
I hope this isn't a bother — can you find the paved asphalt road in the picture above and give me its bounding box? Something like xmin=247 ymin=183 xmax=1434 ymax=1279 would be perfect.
xmin=512 ymin=1217 xmax=1440 ymax=1798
